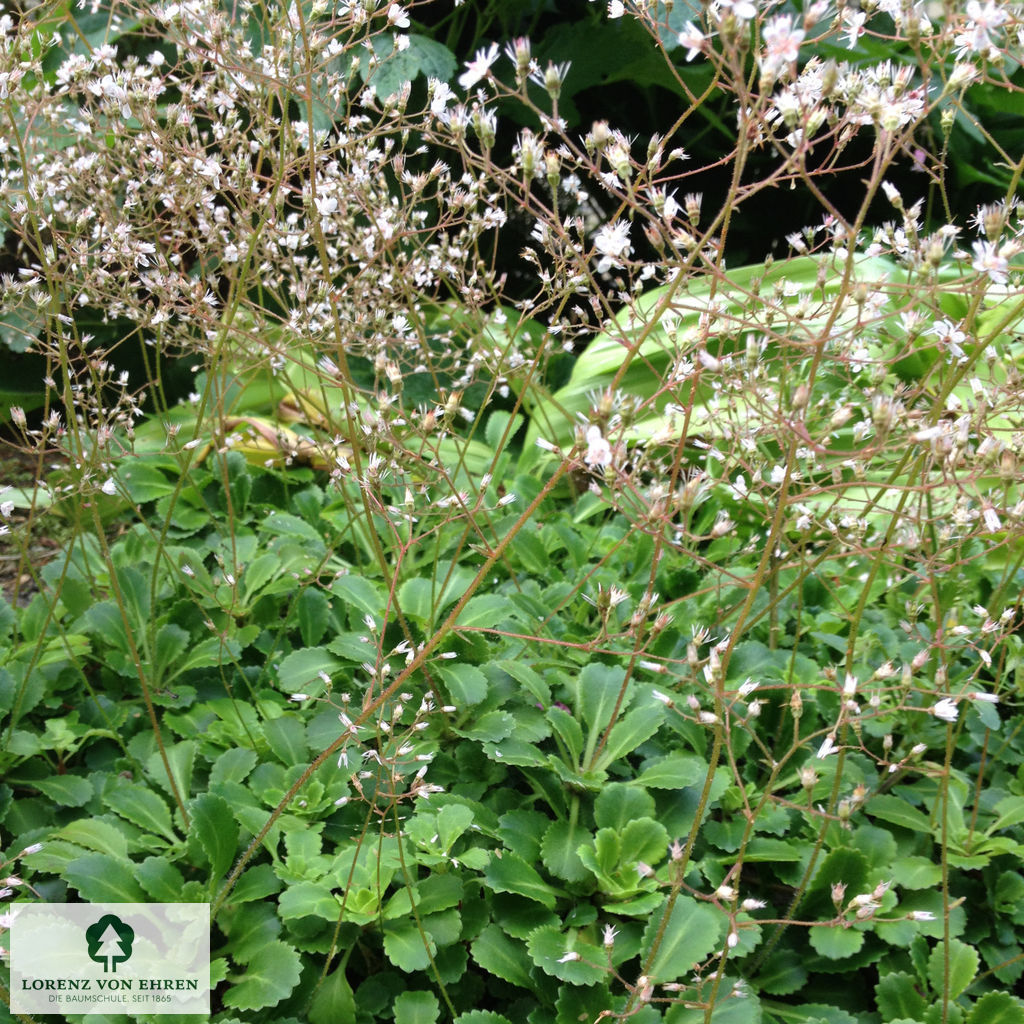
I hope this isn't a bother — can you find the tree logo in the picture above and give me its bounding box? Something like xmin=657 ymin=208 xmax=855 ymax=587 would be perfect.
xmin=85 ymin=914 xmax=135 ymax=973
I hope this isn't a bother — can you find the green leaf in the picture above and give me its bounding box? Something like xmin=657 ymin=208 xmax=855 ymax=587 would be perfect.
xmin=32 ymin=774 xmax=93 ymax=806
xmin=928 ymin=938 xmax=979 ymax=1000
xmin=190 ymin=792 xmax=239 ymax=881
xmin=438 ymin=662 xmax=489 ymax=705
xmin=809 ymin=925 xmax=866 ymax=959
xmin=892 ymin=856 xmax=943 ymax=889
xmin=484 ymin=851 xmax=559 ymax=908
xmin=136 ymin=856 xmax=185 ymax=901
xmin=147 ymin=739 xmax=195 ymax=803
xmin=756 ymin=949 xmax=808 ymax=995
xmin=547 ymin=705 xmax=583 ymax=765
xmin=527 ymin=925 xmax=605 ymax=984
xmin=967 ymin=991 xmax=1024 ymax=1024
xmin=384 ymin=920 xmax=436 ymax=972
xmin=116 ymin=460 xmax=177 ymax=502
xmin=876 ymin=971 xmax=929 ymax=1020
xmin=576 ymin=662 xmax=625 ymax=736
xmin=456 ymin=594 xmax=518 ymax=629
xmin=105 ymin=783 xmax=177 ymax=842
xmin=486 ymin=410 xmax=524 ymax=450
xmin=222 ymin=940 xmax=301 ymax=1010
xmin=64 ymin=853 xmax=148 ymax=902
xmin=232 ymin=864 xmax=283 ymax=903
xmin=868 ymin=794 xmax=933 ymax=832
xmin=297 ymin=588 xmax=331 ymax=646
xmin=596 ymin=702 xmax=665 ymax=767
xmin=309 ymin=967 xmax=356 ymax=1024
xmin=399 ymin=576 xmax=438 ymax=621
xmin=155 ymin=623 xmax=190 ymax=673
xmin=331 ymin=575 xmax=385 ymax=620
xmin=264 ymin=714 xmax=309 ymax=766
xmin=471 ymin=924 xmax=534 ymax=989
xmin=620 ymin=817 xmax=670 ymax=866
xmin=394 ymin=991 xmax=440 ymax=1024
xmin=989 ymin=795 xmax=1024 ymax=833
xmin=454 ymin=1014 xmax=514 ymax=1024
xmin=279 ymin=881 xmax=341 ymax=920
xmin=369 ymin=33 xmax=457 ymax=98
xmin=541 ymin=818 xmax=590 ymax=883
xmin=595 ymin=783 xmax=656 ymax=830
xmin=641 ymin=897 xmax=724 ymax=982
xmin=210 ymin=747 xmax=259 ymax=787
xmin=277 ymin=647 xmax=341 ymax=695
xmin=634 ymin=752 xmax=706 ymax=789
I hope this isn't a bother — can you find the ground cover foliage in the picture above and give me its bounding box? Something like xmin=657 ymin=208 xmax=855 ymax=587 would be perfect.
xmin=2 ymin=0 xmax=1024 ymax=1022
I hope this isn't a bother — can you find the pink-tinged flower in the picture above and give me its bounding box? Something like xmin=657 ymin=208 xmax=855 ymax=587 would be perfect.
xmin=717 ymin=0 xmax=756 ymax=21
xmin=760 ymin=15 xmax=804 ymax=77
xmin=458 ymin=43 xmax=499 ymax=89
xmin=956 ymin=0 xmax=1007 ymax=55
xmin=972 ymin=240 xmax=1009 ymax=284
xmin=843 ymin=9 xmax=867 ymax=48
xmin=677 ymin=21 xmax=706 ymax=61
xmin=584 ymin=425 xmax=613 ymax=467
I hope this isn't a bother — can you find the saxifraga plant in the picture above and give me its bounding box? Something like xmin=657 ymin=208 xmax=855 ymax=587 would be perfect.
xmin=3 ymin=1 xmax=1024 ymax=1023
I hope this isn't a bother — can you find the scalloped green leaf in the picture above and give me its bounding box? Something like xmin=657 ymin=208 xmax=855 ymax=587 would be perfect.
xmin=309 ymin=967 xmax=355 ymax=1024
xmin=105 ymin=783 xmax=177 ymax=842
xmin=526 ymin=924 xmax=605 ymax=984
xmin=641 ymin=896 xmax=724 ymax=982
xmin=32 ymin=774 xmax=93 ymax=806
xmin=394 ymin=990 xmax=440 ymax=1024
xmin=383 ymin=920 xmax=436 ymax=972
xmin=928 ymin=938 xmax=978 ymax=1000
xmin=454 ymin=1013 xmax=514 ymax=1024
xmin=64 ymin=853 xmax=147 ymax=902
xmin=471 ymin=924 xmax=534 ymax=989
xmin=967 ymin=991 xmax=1024 ymax=1024
xmin=297 ymin=587 xmax=331 ymax=646
xmin=222 ymin=940 xmax=301 ymax=1010
xmin=136 ymin=855 xmax=186 ymax=901
xmin=876 ymin=971 xmax=929 ymax=1021
xmin=808 ymin=924 xmax=866 ymax=959
xmin=541 ymin=817 xmax=590 ymax=883
xmin=634 ymin=752 xmax=706 ymax=789
xmin=189 ymin=792 xmax=239 ymax=882
xmin=484 ymin=851 xmax=559 ymax=908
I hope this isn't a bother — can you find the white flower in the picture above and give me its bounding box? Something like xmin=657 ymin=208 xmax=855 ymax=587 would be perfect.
xmin=594 ymin=219 xmax=632 ymax=270
xmin=931 ymin=697 xmax=959 ymax=722
xmin=971 ymin=690 xmax=999 ymax=704
xmin=816 ymin=735 xmax=838 ymax=758
xmin=101 ymin=478 xmax=118 ymax=496
xmin=558 ymin=950 xmax=581 ymax=963
xmin=387 ymin=3 xmax=410 ymax=27
xmin=584 ymin=425 xmax=613 ymax=467
xmin=458 ymin=43 xmax=500 ymax=89
xmin=608 ymin=0 xmax=625 ymax=16
xmin=972 ymin=240 xmax=1009 ymax=284
xmin=677 ymin=21 xmax=706 ymax=61
xmin=908 ymin=910 xmax=936 ymax=921
xmin=760 ymin=15 xmax=804 ymax=77
xmin=717 ymin=0 xmax=756 ymax=21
